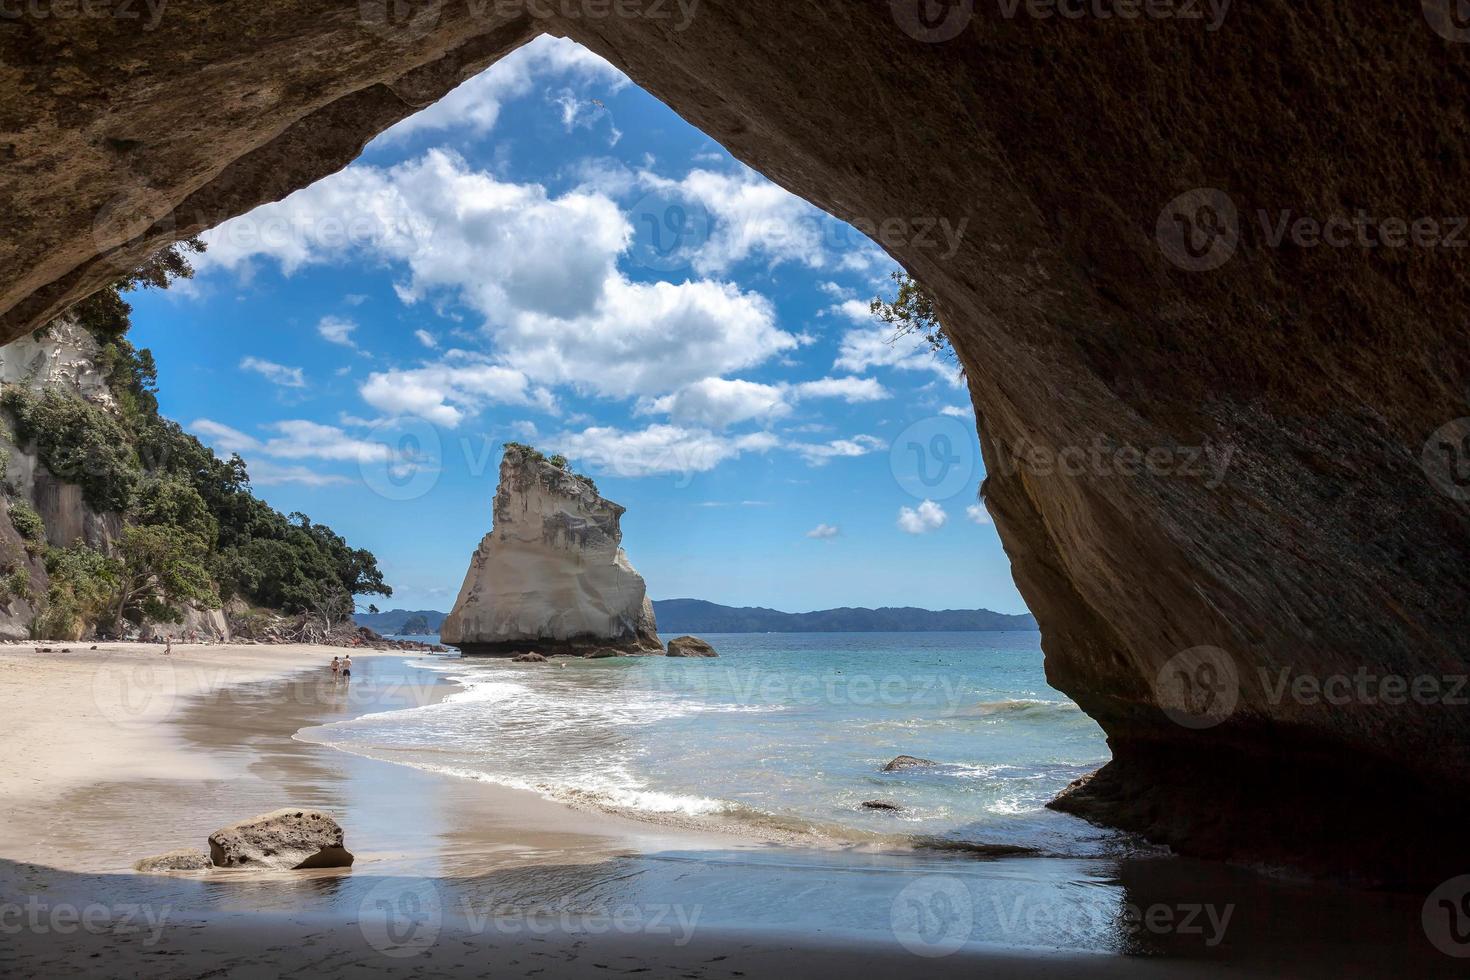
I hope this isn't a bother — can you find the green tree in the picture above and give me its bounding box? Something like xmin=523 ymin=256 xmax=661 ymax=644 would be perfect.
xmin=71 ymin=239 xmax=206 ymax=344
xmin=108 ymin=524 xmax=218 ymax=627
xmin=37 ymin=546 xmax=118 ymax=640
xmin=869 ymin=270 xmax=953 ymax=358
xmin=1 ymin=389 xmax=141 ymax=513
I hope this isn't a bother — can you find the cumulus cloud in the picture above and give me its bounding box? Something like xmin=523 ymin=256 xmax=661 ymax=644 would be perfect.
xmin=239 ymin=356 xmax=305 ymax=389
xmin=805 ymin=523 xmax=841 ymax=540
xmin=199 ymin=149 xmax=798 ymax=406
xmin=414 ymin=329 xmax=438 ymax=349
xmin=641 ymin=375 xmax=888 ymax=429
xmin=358 ymin=353 xmax=556 ymax=427
xmin=940 ymin=404 xmax=974 ymax=419
xmin=191 ymin=418 xmax=393 ymax=464
xmin=638 ymin=167 xmax=837 ymax=275
xmin=898 ymin=499 xmax=948 ymax=534
xmin=318 ymin=315 xmax=358 ymax=348
xmin=787 ymin=434 xmax=885 ymax=465
xmin=373 ymin=35 xmax=629 ymax=144
xmin=550 ymin=424 xmax=779 ymax=478
xmin=966 ymin=503 xmax=992 ymax=525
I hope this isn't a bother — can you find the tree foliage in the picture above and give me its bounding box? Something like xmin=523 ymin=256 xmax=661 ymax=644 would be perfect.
xmin=869 ymin=270 xmax=953 ymax=358
xmin=5 ymin=240 xmax=391 ymax=637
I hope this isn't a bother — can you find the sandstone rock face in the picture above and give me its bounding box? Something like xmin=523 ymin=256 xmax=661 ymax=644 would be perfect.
xmin=3 ymin=5 xmax=1468 ymax=881
xmin=441 ymin=447 xmax=661 ymax=657
xmin=666 ymin=636 xmax=718 ymax=658
xmin=207 ymin=809 xmax=353 ymax=870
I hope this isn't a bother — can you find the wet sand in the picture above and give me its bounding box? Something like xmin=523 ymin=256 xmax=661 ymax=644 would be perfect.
xmin=0 ymin=644 xmax=1458 ymax=977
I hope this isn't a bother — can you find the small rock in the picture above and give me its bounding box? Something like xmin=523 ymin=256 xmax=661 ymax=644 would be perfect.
xmin=135 ymin=848 xmax=212 ymax=873
xmin=583 ymin=647 xmax=623 ymax=659
xmin=861 ymin=800 xmax=903 ymax=811
xmin=208 ymin=808 xmax=353 ymax=870
xmin=666 ymin=635 xmax=718 ymax=658
xmin=512 ymin=652 xmax=549 ymax=663
xmin=881 ymin=755 xmax=936 ymax=772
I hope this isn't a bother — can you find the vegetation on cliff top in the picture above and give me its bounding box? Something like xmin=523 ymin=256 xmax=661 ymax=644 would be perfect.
xmin=1 ymin=241 xmax=391 ymax=637
xmin=503 ymin=441 xmax=598 ymax=494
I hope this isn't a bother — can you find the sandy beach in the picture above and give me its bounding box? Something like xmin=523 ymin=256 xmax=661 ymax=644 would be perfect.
xmin=0 ymin=644 xmax=1456 ymax=978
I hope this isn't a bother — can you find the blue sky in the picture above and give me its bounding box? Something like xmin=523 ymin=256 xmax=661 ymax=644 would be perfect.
xmin=128 ymin=36 xmax=1025 ymax=615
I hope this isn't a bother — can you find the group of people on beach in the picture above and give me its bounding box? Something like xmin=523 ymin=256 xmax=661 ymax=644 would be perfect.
xmin=330 ymin=655 xmax=352 ymax=679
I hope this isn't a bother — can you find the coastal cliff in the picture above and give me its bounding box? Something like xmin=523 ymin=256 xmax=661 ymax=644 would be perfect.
xmin=441 ymin=445 xmax=661 ymax=657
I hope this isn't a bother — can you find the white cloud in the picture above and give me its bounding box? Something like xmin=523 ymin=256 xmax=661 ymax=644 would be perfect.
xmin=551 ymin=424 xmax=779 ymax=478
xmin=791 ymin=376 xmax=889 ymax=403
xmin=828 ymin=298 xmax=962 ymax=386
xmin=414 ymin=329 xmax=438 ymax=349
xmin=318 ymin=315 xmax=358 ymax=348
xmin=200 ymin=149 xmax=797 ymax=403
xmin=192 ymin=417 xmax=394 ymax=464
xmin=641 ymin=378 xmax=790 ymax=429
xmin=373 ymin=35 xmax=629 ymax=144
xmin=940 ymin=404 xmax=974 ymax=419
xmin=239 ymin=356 xmax=306 ymax=389
xmin=788 ymin=434 xmax=885 ymax=465
xmin=898 ymin=499 xmax=948 ymax=534
xmin=638 ymin=167 xmax=836 ymax=275
xmin=642 ymin=375 xmax=888 ymax=429
xmin=191 ymin=419 xmax=259 ymax=455
xmin=359 ymin=354 xmax=556 ymax=427
xmin=248 ymin=462 xmax=352 ymax=487
xmin=966 ymin=503 xmax=992 ymax=525
xmin=805 ymin=523 xmax=840 ymax=540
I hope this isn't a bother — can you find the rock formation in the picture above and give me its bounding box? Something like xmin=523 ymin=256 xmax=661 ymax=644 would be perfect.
xmin=666 ymin=635 xmax=718 ymax=658
xmin=441 ymin=446 xmax=662 ymax=657
xmin=134 ymin=849 xmax=212 ymax=873
xmin=3 ymin=5 xmax=1468 ymax=881
xmin=207 ymin=809 xmax=353 ymax=870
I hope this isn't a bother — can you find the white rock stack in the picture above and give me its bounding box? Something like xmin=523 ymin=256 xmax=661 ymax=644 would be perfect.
xmin=441 ymin=445 xmax=662 ymax=657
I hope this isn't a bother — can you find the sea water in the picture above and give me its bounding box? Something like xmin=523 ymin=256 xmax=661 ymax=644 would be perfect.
xmin=298 ymin=631 xmax=1123 ymax=855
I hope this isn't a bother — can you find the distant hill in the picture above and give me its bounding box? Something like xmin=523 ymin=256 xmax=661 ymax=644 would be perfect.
xmin=650 ymin=599 xmax=1037 ymax=633
xmin=353 ymin=602 xmax=1035 ymax=637
xmin=354 ymin=608 xmax=447 ymax=635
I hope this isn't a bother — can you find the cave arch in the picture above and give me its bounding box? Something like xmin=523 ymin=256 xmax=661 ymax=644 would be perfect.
xmin=2 ymin=2 xmax=1467 ymax=881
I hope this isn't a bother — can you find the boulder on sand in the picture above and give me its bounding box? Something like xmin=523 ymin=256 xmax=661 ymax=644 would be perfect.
xmin=666 ymin=636 xmax=718 ymax=658
xmin=208 ymin=809 xmax=353 ymax=870
xmin=134 ymin=848 xmax=212 ymax=872
xmin=881 ymin=755 xmax=935 ymax=772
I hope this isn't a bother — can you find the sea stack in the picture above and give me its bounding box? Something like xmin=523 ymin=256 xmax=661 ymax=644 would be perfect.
xmin=441 ymin=444 xmax=662 ymax=657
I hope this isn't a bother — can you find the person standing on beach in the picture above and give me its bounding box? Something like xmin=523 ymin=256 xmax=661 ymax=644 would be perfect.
xmin=164 ymin=635 xmax=172 ymax=656
xmin=341 ymin=655 xmax=352 ymax=679
xmin=331 ymin=656 xmax=340 ymax=676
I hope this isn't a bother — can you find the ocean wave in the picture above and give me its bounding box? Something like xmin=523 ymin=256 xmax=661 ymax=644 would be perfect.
xmin=958 ymin=698 xmax=1081 ymax=718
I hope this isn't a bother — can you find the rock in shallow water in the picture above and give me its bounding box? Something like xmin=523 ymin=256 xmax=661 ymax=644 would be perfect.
xmin=441 ymin=445 xmax=663 ymax=657
xmin=880 ymin=755 xmax=935 ymax=772
xmin=861 ymin=800 xmax=902 ymax=811
xmin=512 ymin=652 xmax=549 ymax=663
xmin=208 ymin=809 xmax=353 ymax=870
xmin=666 ymin=636 xmax=718 ymax=658
xmin=134 ymin=848 xmax=212 ymax=872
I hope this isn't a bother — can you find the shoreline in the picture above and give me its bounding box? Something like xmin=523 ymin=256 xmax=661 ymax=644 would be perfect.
xmin=0 ymin=643 xmax=1458 ymax=977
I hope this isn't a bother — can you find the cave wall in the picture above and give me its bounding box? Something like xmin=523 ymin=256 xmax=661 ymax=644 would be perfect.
xmin=2 ymin=1 xmax=1467 ymax=880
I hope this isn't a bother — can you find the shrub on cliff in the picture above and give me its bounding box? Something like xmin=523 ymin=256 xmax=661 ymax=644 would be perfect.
xmin=1 ymin=388 xmax=141 ymax=513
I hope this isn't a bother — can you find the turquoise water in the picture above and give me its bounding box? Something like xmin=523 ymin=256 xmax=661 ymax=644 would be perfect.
xmin=302 ymin=631 xmax=1120 ymax=855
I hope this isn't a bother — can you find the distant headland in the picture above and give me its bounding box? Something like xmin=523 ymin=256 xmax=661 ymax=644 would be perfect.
xmin=360 ymin=600 xmax=1036 ymax=635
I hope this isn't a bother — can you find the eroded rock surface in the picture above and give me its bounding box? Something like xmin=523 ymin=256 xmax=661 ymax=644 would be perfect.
xmin=666 ymin=636 xmax=718 ymax=658
xmin=441 ymin=446 xmax=662 ymax=657
xmin=134 ymin=849 xmax=212 ymax=873
xmin=3 ymin=4 xmax=1468 ymax=881
xmin=207 ymin=809 xmax=353 ymax=870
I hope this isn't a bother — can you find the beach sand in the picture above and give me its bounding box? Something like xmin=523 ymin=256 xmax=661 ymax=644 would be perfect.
xmin=0 ymin=644 xmax=1456 ymax=978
